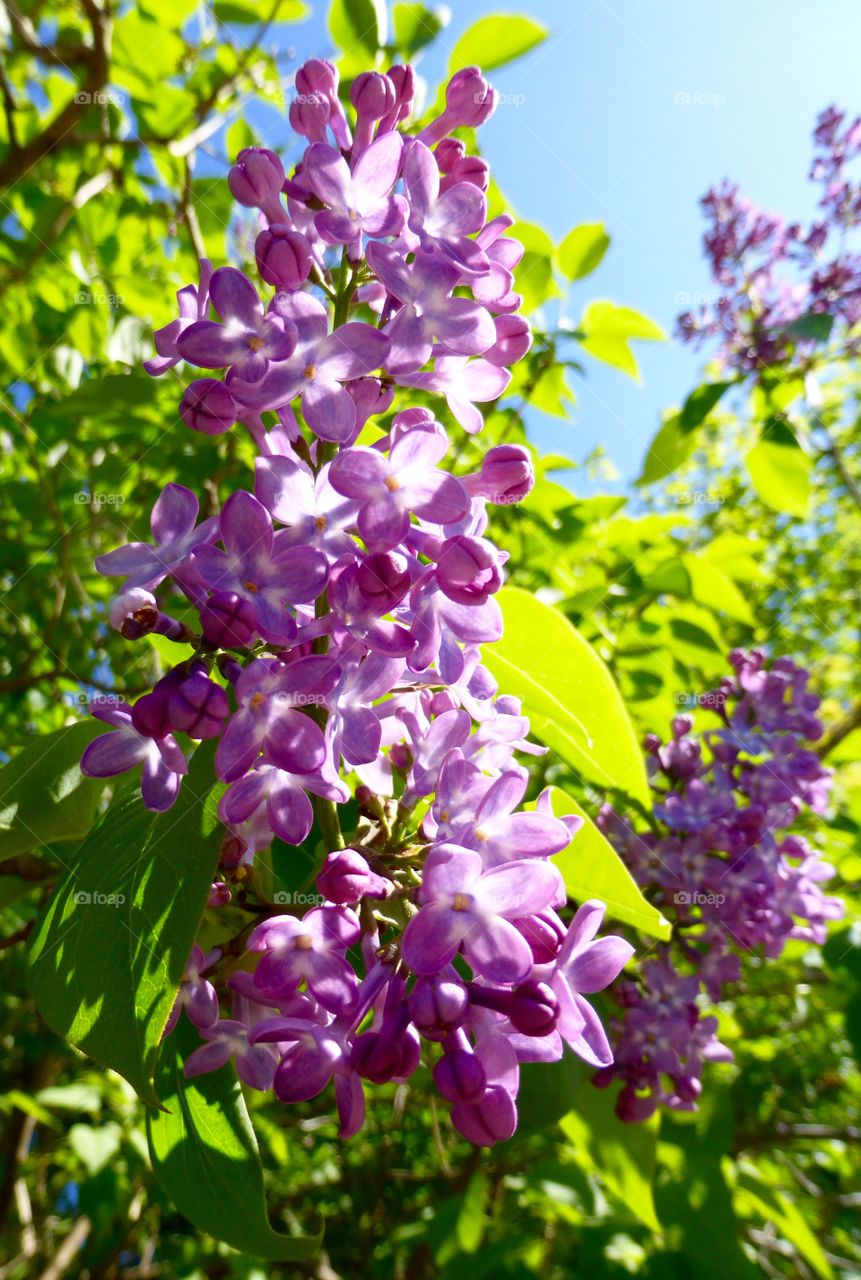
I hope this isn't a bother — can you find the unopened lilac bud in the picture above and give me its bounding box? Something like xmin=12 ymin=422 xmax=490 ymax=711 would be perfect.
xmin=434 ymin=1048 xmax=486 ymax=1102
xmin=295 ymin=58 xmax=351 ymax=148
xmin=390 ymin=743 xmax=411 ymax=771
xmin=379 ymin=64 xmax=415 ymax=132
xmin=110 ymin=588 xmax=158 ymax=639
xmin=255 ymin=225 xmax=312 ymax=290
xmin=345 ymin=378 xmax=394 ymax=442
xmin=407 ymin=977 xmax=469 ymax=1040
xmin=484 ymin=315 xmax=532 ymax=367
xmin=434 ymin=138 xmax=466 ymax=172
xmin=671 ymin=715 xmax=694 ymax=739
xmin=507 ymin=980 xmax=559 ymax=1036
xmin=199 ymin=591 xmax=257 ymax=648
xmin=131 ymin=668 xmax=185 ymax=739
xmin=465 ymin=444 xmax=534 ymax=504
xmin=445 ymin=66 xmax=498 ymax=128
xmin=228 ymin=147 xmax=286 ymax=222
xmin=208 ymin=881 xmax=231 ymax=907
xmin=220 ymin=829 xmax=248 ymax=869
xmin=350 ymin=72 xmax=395 ymax=156
xmin=180 ymin=379 xmax=238 ymax=436
xmin=513 ymin=908 xmax=567 ymax=962
xmin=440 ymin=155 xmax=489 ymax=194
xmin=317 ymin=849 xmax=392 ymax=905
xmin=357 ymin=551 xmax=411 ymax=613
xmin=170 ymin=670 xmax=229 ymax=740
xmin=289 ymin=91 xmax=330 ymax=144
xmin=436 ymin=535 xmax=502 ymax=606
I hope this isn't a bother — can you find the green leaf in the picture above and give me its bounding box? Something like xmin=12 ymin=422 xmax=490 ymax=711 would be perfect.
xmin=558 ymin=222 xmax=610 ymax=282
xmin=561 ymin=1084 xmax=661 ymax=1230
xmin=482 ymin=587 xmax=650 ymax=806
xmin=745 ymin=439 xmax=811 ymax=517
xmin=734 ymin=1168 xmax=834 ymax=1280
xmin=785 ymin=311 xmax=834 ymax=343
xmin=579 ymin=300 xmax=665 ymax=381
xmin=681 ymin=553 xmax=754 ymax=625
xmin=678 ymin=380 xmax=733 ymax=433
xmin=511 ymin=221 xmax=560 ymax=314
xmin=455 ymin=1172 xmax=488 ymax=1253
xmin=393 ymin=2 xmax=444 ymax=55
xmin=329 ymin=0 xmax=387 ymax=57
xmin=28 ymin=743 xmax=223 ymax=1106
xmin=548 ymin=789 xmax=670 ymax=939
xmin=448 ymin=14 xmax=547 ymax=73
xmin=637 ymin=412 xmax=698 ymax=485
xmin=0 ymin=721 xmax=107 ymax=858
xmin=147 ymin=1018 xmax=323 ymax=1260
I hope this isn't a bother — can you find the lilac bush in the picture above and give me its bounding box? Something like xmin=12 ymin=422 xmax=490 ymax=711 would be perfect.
xmin=595 ymin=649 xmax=843 ymax=1122
xmin=677 ymin=106 xmax=861 ymax=371
xmin=81 ymin=59 xmax=633 ymax=1146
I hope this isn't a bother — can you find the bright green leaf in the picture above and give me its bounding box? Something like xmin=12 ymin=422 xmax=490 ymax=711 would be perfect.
xmin=482 ymin=587 xmax=650 ymax=806
xmin=745 ymin=439 xmax=811 ymax=517
xmin=448 ymin=14 xmax=547 ymax=73
xmin=0 ymin=721 xmax=107 ymax=858
xmin=558 ymin=222 xmax=610 ymax=282
xmin=148 ymin=1018 xmax=323 ymax=1260
xmin=579 ymin=300 xmax=665 ymax=381
xmin=548 ymin=789 xmax=670 ymax=939
xmin=28 ymin=742 xmax=223 ymax=1106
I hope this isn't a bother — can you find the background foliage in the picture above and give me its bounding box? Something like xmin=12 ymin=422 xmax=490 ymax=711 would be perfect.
xmin=1 ymin=1 xmax=859 ymax=1276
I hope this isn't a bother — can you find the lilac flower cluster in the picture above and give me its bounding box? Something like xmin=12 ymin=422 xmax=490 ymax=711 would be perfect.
xmin=677 ymin=106 xmax=861 ymax=371
xmin=594 ymin=649 xmax=842 ymax=1122
xmin=81 ymin=59 xmax=633 ymax=1145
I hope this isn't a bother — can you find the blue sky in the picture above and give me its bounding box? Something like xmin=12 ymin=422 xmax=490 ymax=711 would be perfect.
xmin=244 ymin=0 xmax=861 ymax=487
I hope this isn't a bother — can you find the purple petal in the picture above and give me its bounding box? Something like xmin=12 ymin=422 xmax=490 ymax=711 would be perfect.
xmin=316 ymin=323 xmax=390 ymax=381
xmin=220 ymin=490 xmax=273 ymax=562
xmin=403 ymin=139 xmax=439 ymax=219
xmin=81 ymin=729 xmax=146 ymax=777
xmin=353 ymin=131 xmax=403 ymax=203
xmin=402 ymin=902 xmax=468 ymax=975
xmin=184 ymin=1039 xmax=234 ymax=1077
xmin=151 ymin=484 xmax=198 ymax=546
xmin=209 ymin=266 xmax=262 ymax=327
xmin=303 ymin=142 xmax=351 ymax=210
xmin=267 ymin=709 xmax=326 ymax=774
xmin=463 ymin=916 xmax=534 ymax=983
xmin=255 ymin=455 xmax=315 ymax=524
xmin=268 ymin=781 xmax=314 ymax=846
xmin=141 ymin=752 xmax=181 ymax=812
xmin=328 ymin=445 xmax=387 ymax=499
xmin=302 ymin=378 xmax=356 ymax=443
xmin=565 ymin=936 xmax=635 ymax=994
xmin=177 ymin=320 xmax=251 ymax=369
xmin=306 ymin=950 xmax=358 ymax=1012
xmin=474 ymin=859 xmax=561 ymax=919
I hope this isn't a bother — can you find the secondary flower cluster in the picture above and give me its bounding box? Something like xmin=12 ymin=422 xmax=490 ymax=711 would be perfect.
xmin=677 ymin=105 xmax=861 ymax=371
xmin=594 ymin=649 xmax=842 ymax=1122
xmin=80 ymin=58 xmax=632 ymax=1145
